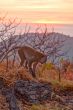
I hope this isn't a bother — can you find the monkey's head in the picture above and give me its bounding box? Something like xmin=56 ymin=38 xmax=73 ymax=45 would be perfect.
xmin=40 ymin=55 xmax=47 ymax=64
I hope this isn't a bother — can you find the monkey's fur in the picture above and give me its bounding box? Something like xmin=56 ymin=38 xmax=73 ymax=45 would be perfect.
xmin=2 ymin=46 xmax=47 ymax=77
xmin=18 ymin=46 xmax=47 ymax=77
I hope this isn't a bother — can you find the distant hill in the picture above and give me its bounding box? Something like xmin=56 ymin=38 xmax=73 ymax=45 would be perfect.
xmin=47 ymin=32 xmax=73 ymax=60
xmin=0 ymin=32 xmax=73 ymax=60
xmin=16 ymin=32 xmax=73 ymax=60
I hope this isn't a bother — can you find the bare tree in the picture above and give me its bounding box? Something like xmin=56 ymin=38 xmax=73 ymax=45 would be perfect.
xmin=0 ymin=17 xmax=21 ymax=70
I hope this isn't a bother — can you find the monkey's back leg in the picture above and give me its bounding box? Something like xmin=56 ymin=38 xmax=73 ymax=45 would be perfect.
xmin=18 ymin=49 xmax=26 ymax=67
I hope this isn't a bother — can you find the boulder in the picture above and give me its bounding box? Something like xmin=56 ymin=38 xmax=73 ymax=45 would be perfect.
xmin=14 ymin=80 xmax=53 ymax=104
xmin=0 ymin=77 xmax=53 ymax=109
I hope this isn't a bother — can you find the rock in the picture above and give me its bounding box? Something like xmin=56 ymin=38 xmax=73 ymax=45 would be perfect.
xmin=2 ymin=87 xmax=20 ymax=110
xmin=0 ymin=77 xmax=53 ymax=109
xmin=14 ymin=80 xmax=53 ymax=104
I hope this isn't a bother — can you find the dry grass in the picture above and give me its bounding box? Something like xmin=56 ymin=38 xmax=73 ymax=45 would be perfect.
xmin=0 ymin=62 xmax=37 ymax=86
xmin=30 ymin=102 xmax=73 ymax=110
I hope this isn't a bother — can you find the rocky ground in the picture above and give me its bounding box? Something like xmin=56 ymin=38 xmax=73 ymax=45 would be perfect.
xmin=0 ymin=64 xmax=73 ymax=110
xmin=0 ymin=76 xmax=73 ymax=110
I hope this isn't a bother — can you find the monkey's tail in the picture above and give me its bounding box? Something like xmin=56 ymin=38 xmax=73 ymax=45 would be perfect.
xmin=0 ymin=46 xmax=21 ymax=63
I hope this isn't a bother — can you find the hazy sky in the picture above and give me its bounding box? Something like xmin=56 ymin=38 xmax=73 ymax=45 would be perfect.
xmin=0 ymin=0 xmax=73 ymax=24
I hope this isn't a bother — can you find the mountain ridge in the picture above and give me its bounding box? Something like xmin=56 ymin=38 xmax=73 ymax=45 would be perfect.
xmin=0 ymin=32 xmax=73 ymax=60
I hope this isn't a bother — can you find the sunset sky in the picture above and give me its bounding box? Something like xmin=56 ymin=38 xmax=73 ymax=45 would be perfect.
xmin=0 ymin=0 xmax=73 ymax=24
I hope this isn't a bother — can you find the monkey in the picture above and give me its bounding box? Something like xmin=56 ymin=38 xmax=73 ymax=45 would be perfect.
xmin=18 ymin=46 xmax=47 ymax=77
xmin=1 ymin=46 xmax=47 ymax=77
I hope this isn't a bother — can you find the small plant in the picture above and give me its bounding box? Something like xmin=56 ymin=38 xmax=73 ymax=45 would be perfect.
xmin=30 ymin=104 xmax=42 ymax=110
xmin=41 ymin=62 xmax=55 ymax=72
